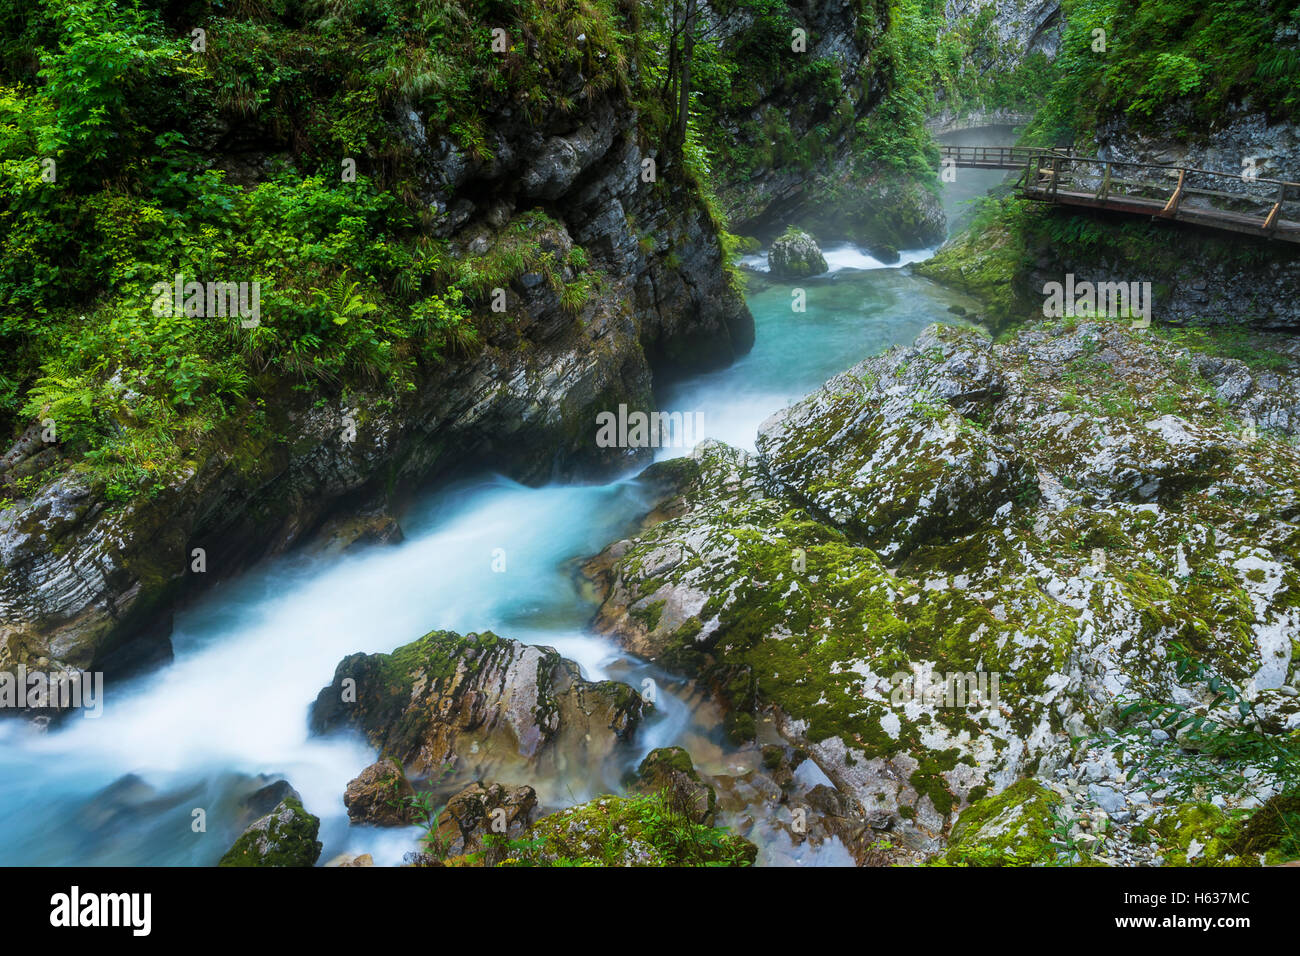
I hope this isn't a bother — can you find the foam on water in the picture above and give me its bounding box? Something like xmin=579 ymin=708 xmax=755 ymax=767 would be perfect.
xmin=740 ymin=242 xmax=936 ymax=275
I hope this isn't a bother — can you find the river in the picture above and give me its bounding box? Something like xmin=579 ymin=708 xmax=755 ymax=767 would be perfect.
xmin=0 ymin=134 xmax=1014 ymax=867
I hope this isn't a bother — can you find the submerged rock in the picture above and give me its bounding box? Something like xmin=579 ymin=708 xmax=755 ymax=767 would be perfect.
xmin=308 ymin=509 xmax=405 ymax=555
xmin=310 ymin=629 xmax=646 ymax=781
xmin=218 ymin=794 xmax=322 ymax=867
xmin=768 ymin=228 xmax=828 ymax=278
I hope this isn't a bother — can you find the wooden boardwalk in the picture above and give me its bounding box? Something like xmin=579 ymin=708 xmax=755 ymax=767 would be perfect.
xmin=940 ymin=145 xmax=1300 ymax=244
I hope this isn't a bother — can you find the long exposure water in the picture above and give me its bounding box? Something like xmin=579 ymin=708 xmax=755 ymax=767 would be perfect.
xmin=0 ymin=136 xmax=1015 ymax=866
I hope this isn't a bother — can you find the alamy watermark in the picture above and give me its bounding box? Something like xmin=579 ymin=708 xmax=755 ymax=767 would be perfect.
xmin=0 ymin=666 xmax=104 ymax=717
xmin=150 ymin=273 xmax=261 ymax=328
xmin=595 ymin=404 xmax=705 ymax=449
xmin=1042 ymin=273 xmax=1152 ymax=329
xmin=50 ymin=886 xmax=150 ymax=936
xmin=888 ymin=666 xmax=1001 ymax=708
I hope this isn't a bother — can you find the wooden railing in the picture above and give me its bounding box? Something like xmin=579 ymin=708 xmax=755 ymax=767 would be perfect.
xmin=938 ymin=146 xmax=1300 ymax=243
xmin=940 ymin=145 xmax=1061 ymax=169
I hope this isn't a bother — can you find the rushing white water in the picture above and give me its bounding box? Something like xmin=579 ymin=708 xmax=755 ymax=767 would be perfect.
xmin=0 ymin=156 xmax=1015 ymax=866
xmin=740 ymin=242 xmax=937 ymax=275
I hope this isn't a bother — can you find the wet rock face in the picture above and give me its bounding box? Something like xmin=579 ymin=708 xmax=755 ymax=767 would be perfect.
xmin=343 ymin=758 xmax=418 ymax=827
xmin=797 ymin=174 xmax=947 ymax=257
xmin=585 ymin=321 xmax=1300 ymax=849
xmin=432 ymin=782 xmax=539 ymax=858
xmin=940 ymin=1 xmax=1063 ymax=65
xmin=310 ymin=630 xmax=646 ymax=781
xmin=768 ymin=229 xmax=829 ymax=278
xmin=218 ymin=794 xmax=322 ymax=867
xmin=0 ymin=77 xmax=754 ymax=686
xmin=702 ymin=0 xmax=885 ymax=231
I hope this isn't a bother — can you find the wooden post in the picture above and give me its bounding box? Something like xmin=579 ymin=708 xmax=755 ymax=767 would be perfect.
xmin=1161 ymin=168 xmax=1186 ymax=217
xmin=1263 ymin=181 xmax=1285 ymax=234
xmin=1096 ymin=162 xmax=1112 ymax=201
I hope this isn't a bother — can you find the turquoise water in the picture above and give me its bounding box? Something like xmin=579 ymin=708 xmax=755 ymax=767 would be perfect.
xmin=0 ymin=179 xmax=1000 ymax=868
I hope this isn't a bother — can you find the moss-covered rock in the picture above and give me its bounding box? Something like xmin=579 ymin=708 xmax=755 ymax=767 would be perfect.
xmin=768 ymin=228 xmax=829 ymax=278
xmin=631 ymin=747 xmax=717 ymax=824
xmin=218 ymin=795 xmax=322 ymax=868
xmin=584 ymin=320 xmax=1300 ymax=852
xmin=940 ymin=779 xmax=1064 ymax=866
xmin=310 ymin=629 xmax=646 ymax=782
xmin=757 ymin=324 xmax=1037 ymax=558
xmin=1148 ymin=803 xmax=1245 ymax=866
xmin=1227 ymin=791 xmax=1300 ymax=864
xmin=441 ymin=792 xmax=756 ymax=867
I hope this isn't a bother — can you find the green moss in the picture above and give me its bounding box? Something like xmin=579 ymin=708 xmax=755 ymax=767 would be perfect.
xmin=938 ymin=780 xmax=1063 ymax=867
xmin=631 ymin=599 xmax=667 ymax=632
xmin=1149 ymin=803 xmax=1249 ymax=866
xmin=217 ymin=796 xmax=322 ymax=868
xmin=1226 ymin=791 xmax=1300 ymax=863
xmin=454 ymin=792 xmax=755 ymax=867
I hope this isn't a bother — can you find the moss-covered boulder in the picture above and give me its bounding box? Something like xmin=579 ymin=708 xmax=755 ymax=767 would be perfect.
xmin=440 ymin=792 xmax=756 ymax=867
xmin=310 ymin=629 xmax=646 ymax=782
xmin=768 ymin=228 xmax=828 ymax=278
xmin=585 ymin=320 xmax=1300 ymax=850
xmin=631 ymin=747 xmax=717 ymax=824
xmin=757 ymin=324 xmax=1037 ymax=558
xmin=1147 ymin=803 xmax=1243 ymax=866
xmin=939 ymin=780 xmax=1063 ymax=866
xmin=1227 ymin=791 xmax=1300 ymax=865
xmin=1144 ymin=793 xmax=1300 ymax=867
xmin=218 ymin=795 xmax=322 ymax=868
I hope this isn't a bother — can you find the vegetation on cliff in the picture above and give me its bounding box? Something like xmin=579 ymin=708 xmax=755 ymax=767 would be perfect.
xmin=1032 ymin=0 xmax=1300 ymax=143
xmin=0 ymin=0 xmax=955 ymax=510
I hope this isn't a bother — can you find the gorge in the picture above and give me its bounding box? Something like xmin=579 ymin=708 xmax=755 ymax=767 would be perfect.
xmin=1 ymin=0 xmax=1297 ymax=871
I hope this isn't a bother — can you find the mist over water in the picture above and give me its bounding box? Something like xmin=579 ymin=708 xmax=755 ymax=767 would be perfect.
xmin=0 ymin=142 xmax=1012 ymax=867
xmin=937 ymin=124 xmax=1022 ymax=232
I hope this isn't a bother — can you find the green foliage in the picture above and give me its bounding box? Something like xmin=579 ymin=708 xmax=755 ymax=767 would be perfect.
xmin=2 ymin=1 xmax=634 ymax=501
xmin=853 ymin=0 xmax=940 ymax=178
xmin=1117 ymin=641 xmax=1300 ymax=800
xmin=1031 ymin=0 xmax=1300 ymax=143
xmin=478 ymin=791 xmax=757 ymax=867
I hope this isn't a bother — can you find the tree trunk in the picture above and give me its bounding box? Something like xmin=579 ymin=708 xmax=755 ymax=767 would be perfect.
xmin=676 ymin=0 xmax=696 ymax=148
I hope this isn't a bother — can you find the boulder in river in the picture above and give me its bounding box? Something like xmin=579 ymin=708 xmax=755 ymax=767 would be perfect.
xmin=768 ymin=228 xmax=828 ymax=278
xmin=310 ymin=629 xmax=646 ymax=781
xmin=431 ymin=781 xmax=539 ymax=858
xmin=343 ymin=757 xmax=419 ymax=826
xmin=218 ymin=793 xmax=322 ymax=867
xmin=631 ymin=746 xmax=717 ymax=825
